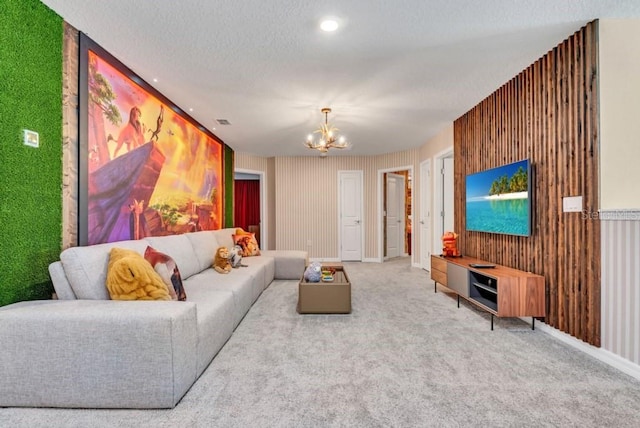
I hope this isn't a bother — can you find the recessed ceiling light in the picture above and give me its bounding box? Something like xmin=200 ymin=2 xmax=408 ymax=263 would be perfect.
xmin=320 ymin=19 xmax=339 ymax=32
xmin=152 ymin=78 xmax=158 ymax=83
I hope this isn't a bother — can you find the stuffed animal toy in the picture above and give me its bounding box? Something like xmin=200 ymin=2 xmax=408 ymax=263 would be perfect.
xmin=213 ymin=246 xmax=232 ymax=274
xmin=441 ymin=231 xmax=461 ymax=257
xmin=303 ymin=261 xmax=322 ymax=283
xmin=229 ymin=244 xmax=247 ymax=268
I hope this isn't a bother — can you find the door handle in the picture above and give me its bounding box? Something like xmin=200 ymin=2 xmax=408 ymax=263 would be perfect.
xmin=354 ymin=220 xmax=360 ymax=224
xmin=420 ymin=220 xmax=424 ymax=224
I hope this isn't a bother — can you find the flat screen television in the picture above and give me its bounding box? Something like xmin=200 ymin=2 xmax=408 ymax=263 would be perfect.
xmin=465 ymin=159 xmax=531 ymax=236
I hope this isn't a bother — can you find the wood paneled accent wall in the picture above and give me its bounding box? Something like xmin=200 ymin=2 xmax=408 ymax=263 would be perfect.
xmin=454 ymin=22 xmax=600 ymax=346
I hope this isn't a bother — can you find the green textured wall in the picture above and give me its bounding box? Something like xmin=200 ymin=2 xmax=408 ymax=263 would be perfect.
xmin=0 ymin=0 xmax=63 ymax=306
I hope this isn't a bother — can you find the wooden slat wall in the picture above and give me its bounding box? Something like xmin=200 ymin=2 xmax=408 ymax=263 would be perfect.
xmin=454 ymin=22 xmax=601 ymax=346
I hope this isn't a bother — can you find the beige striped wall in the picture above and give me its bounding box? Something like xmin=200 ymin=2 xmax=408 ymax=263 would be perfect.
xmin=237 ymin=149 xmax=420 ymax=260
xmin=601 ymin=213 xmax=640 ymax=365
xmin=234 ymin=153 xmax=276 ymax=249
xmin=235 ymin=152 xmax=270 ymax=172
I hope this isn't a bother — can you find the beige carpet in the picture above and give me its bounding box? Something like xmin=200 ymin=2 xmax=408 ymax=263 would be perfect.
xmin=2 ymin=257 xmax=640 ymax=427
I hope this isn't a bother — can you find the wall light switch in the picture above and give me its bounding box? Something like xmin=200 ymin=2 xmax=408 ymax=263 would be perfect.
xmin=563 ymin=196 xmax=582 ymax=212
xmin=23 ymin=129 xmax=39 ymax=148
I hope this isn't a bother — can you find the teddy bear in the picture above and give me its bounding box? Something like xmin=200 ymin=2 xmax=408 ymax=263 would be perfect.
xmin=441 ymin=231 xmax=461 ymax=257
xmin=212 ymin=246 xmax=232 ymax=274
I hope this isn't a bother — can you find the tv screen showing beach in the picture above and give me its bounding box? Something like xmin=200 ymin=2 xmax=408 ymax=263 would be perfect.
xmin=465 ymin=159 xmax=531 ymax=236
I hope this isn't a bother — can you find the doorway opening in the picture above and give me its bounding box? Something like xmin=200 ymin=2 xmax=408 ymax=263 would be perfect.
xmin=433 ymin=149 xmax=454 ymax=256
xmin=378 ymin=166 xmax=413 ymax=263
xmin=234 ymin=169 xmax=266 ymax=249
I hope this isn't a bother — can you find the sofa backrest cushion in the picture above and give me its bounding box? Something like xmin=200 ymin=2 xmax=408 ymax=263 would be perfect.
xmin=60 ymin=240 xmax=149 ymax=300
xmin=144 ymin=234 xmax=201 ymax=279
xmin=212 ymin=228 xmax=235 ymax=251
xmin=185 ymin=231 xmax=220 ymax=273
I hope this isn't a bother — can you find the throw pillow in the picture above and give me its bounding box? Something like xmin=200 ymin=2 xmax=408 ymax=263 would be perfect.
xmin=232 ymin=232 xmax=260 ymax=257
xmin=106 ymin=248 xmax=171 ymax=301
xmin=144 ymin=246 xmax=187 ymax=301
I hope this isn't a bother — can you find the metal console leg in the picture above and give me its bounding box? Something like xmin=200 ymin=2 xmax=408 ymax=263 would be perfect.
xmin=491 ymin=314 xmax=494 ymax=330
xmin=532 ymin=317 xmax=535 ymax=330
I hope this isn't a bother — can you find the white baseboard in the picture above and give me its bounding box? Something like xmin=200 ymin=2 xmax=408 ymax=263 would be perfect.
xmin=527 ymin=318 xmax=640 ymax=381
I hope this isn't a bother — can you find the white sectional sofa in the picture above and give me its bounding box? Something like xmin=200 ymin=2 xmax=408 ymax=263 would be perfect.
xmin=0 ymin=228 xmax=306 ymax=409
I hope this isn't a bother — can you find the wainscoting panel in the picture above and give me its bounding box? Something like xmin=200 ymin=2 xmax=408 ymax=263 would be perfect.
xmin=601 ymin=214 xmax=640 ymax=364
xmin=454 ymin=22 xmax=601 ymax=345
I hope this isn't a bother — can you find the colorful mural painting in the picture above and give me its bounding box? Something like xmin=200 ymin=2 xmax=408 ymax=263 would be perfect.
xmin=80 ymin=34 xmax=224 ymax=245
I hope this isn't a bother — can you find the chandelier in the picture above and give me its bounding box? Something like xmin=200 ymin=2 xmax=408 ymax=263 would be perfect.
xmin=304 ymin=107 xmax=350 ymax=157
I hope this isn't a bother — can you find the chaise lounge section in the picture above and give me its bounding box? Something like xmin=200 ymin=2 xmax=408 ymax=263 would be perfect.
xmin=0 ymin=228 xmax=307 ymax=409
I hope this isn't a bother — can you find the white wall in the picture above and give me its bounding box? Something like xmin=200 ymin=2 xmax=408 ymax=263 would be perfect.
xmin=418 ymin=124 xmax=454 ymax=264
xmin=599 ymin=19 xmax=640 ymax=210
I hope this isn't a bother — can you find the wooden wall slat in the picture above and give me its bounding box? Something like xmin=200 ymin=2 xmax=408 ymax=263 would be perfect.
xmin=453 ymin=22 xmax=600 ymax=346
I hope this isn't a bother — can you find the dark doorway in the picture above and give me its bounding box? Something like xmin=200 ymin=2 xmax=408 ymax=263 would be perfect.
xmin=234 ymin=178 xmax=260 ymax=244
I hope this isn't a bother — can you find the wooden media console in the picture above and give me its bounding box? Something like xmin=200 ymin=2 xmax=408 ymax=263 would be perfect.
xmin=431 ymin=255 xmax=545 ymax=330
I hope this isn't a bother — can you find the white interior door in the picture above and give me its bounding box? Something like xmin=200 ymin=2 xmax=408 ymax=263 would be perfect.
xmin=443 ymin=157 xmax=454 ymax=233
xmin=420 ymin=160 xmax=431 ymax=271
xmin=339 ymin=171 xmax=363 ymax=261
xmin=386 ymin=173 xmax=405 ymax=259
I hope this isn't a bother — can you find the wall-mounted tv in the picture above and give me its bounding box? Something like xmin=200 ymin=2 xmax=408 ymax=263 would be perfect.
xmin=465 ymin=159 xmax=531 ymax=236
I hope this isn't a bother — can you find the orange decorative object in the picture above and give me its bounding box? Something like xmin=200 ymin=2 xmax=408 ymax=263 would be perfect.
xmin=441 ymin=231 xmax=461 ymax=257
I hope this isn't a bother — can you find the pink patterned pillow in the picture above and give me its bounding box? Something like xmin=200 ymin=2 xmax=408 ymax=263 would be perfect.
xmin=144 ymin=246 xmax=187 ymax=301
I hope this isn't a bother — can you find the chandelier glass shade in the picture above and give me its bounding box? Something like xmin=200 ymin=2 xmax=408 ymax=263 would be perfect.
xmin=304 ymin=108 xmax=350 ymax=157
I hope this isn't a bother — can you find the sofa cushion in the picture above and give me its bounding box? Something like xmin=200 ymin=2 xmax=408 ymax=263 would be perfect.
xmin=185 ymin=231 xmax=220 ymax=273
xmin=180 ymin=280 xmax=235 ymax=376
xmin=144 ymin=234 xmax=201 ymax=279
xmin=212 ymin=228 xmax=236 ymax=251
xmin=144 ymin=246 xmax=187 ymax=301
xmin=60 ymin=239 xmax=149 ymax=300
xmin=188 ymin=269 xmax=257 ymax=329
xmin=240 ymin=255 xmax=275 ymax=291
xmin=106 ymin=248 xmax=171 ymax=301
xmin=260 ymin=250 xmax=308 ymax=280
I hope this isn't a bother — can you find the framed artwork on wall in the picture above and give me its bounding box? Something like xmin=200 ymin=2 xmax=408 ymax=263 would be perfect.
xmin=78 ymin=33 xmax=225 ymax=245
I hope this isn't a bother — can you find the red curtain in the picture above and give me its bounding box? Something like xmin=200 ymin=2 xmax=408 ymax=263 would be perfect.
xmin=234 ymin=180 xmax=260 ymax=231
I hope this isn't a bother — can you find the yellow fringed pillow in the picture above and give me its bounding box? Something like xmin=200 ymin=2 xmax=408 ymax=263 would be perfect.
xmin=106 ymin=247 xmax=171 ymax=301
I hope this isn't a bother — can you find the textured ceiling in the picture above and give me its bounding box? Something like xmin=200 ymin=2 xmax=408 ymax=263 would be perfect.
xmin=40 ymin=0 xmax=640 ymax=157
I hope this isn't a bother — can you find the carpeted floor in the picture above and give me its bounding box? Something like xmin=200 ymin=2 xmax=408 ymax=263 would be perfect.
xmin=2 ymin=258 xmax=640 ymax=427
